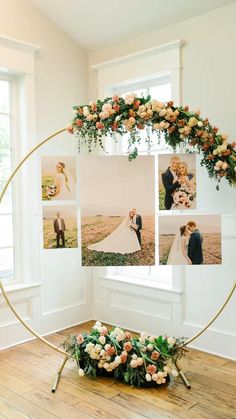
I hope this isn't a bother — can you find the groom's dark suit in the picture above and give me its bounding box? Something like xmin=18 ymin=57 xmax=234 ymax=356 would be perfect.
xmin=54 ymin=218 xmax=66 ymax=248
xmin=134 ymin=214 xmax=142 ymax=246
xmin=161 ymin=168 xmax=180 ymax=210
xmin=188 ymin=229 xmax=203 ymax=264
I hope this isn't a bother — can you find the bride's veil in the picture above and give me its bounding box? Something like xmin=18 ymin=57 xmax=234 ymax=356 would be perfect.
xmin=167 ymin=232 xmax=181 ymax=264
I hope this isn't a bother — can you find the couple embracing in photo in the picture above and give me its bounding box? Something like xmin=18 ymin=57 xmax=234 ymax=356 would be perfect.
xmin=167 ymin=221 xmax=203 ymax=265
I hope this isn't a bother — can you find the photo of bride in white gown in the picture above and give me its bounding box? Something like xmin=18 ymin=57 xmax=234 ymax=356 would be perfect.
xmin=167 ymin=225 xmax=192 ymax=265
xmin=88 ymin=210 xmax=141 ymax=254
xmin=80 ymin=155 xmax=155 ymax=266
xmin=41 ymin=156 xmax=76 ymax=201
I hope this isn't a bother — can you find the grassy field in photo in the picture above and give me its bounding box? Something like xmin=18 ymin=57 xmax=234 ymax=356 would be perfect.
xmin=159 ymin=186 xmax=165 ymax=210
xmin=43 ymin=218 xmax=78 ymax=249
xmin=82 ymin=215 xmax=155 ymax=266
xmin=159 ymin=234 xmax=222 ymax=265
xmin=42 ymin=175 xmax=54 ymax=200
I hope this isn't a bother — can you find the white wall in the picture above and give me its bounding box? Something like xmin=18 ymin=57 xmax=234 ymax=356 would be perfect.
xmin=89 ymin=3 xmax=236 ymax=359
xmin=0 ymin=0 xmax=91 ymax=349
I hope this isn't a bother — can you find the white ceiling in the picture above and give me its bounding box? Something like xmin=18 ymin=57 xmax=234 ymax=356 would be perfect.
xmin=30 ymin=0 xmax=236 ymax=50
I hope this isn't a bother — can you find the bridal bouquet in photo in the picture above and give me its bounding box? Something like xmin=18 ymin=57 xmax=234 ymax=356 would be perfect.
xmin=172 ymin=186 xmax=196 ymax=209
xmin=63 ymin=322 xmax=187 ymax=388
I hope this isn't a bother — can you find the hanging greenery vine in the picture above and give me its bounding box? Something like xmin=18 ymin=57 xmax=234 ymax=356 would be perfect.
xmin=67 ymin=94 xmax=236 ymax=187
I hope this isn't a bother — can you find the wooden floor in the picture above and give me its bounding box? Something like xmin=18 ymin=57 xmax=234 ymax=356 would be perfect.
xmin=0 ymin=321 xmax=235 ymax=419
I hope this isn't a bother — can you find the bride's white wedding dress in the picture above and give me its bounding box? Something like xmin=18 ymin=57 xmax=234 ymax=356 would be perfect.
xmin=88 ymin=217 xmax=141 ymax=254
xmin=167 ymin=234 xmax=189 ymax=265
xmin=53 ymin=171 xmax=76 ymax=200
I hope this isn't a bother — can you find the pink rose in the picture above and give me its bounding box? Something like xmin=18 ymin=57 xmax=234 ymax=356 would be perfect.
xmin=76 ymin=334 xmax=84 ymax=345
xmin=151 ymin=351 xmax=160 ymax=361
xmin=146 ymin=364 xmax=157 ymax=375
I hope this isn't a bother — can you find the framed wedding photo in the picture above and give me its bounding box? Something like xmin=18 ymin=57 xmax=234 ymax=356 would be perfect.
xmin=158 ymin=214 xmax=221 ymax=265
xmin=158 ymin=153 xmax=197 ymax=210
xmin=80 ymin=155 xmax=155 ymax=266
xmin=41 ymin=156 xmax=76 ymax=201
xmin=42 ymin=205 xmax=78 ymax=249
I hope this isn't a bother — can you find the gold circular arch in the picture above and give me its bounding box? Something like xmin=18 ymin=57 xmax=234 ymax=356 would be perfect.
xmin=0 ymin=127 xmax=235 ymax=392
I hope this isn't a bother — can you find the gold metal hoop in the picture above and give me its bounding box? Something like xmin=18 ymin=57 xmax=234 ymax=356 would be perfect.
xmin=0 ymin=127 xmax=235 ymax=390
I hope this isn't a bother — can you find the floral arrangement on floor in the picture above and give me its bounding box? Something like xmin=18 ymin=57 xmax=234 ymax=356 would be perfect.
xmin=67 ymin=94 xmax=236 ymax=188
xmin=63 ymin=321 xmax=187 ymax=388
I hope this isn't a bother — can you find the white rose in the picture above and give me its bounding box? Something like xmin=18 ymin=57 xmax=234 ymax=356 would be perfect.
xmin=152 ymin=373 xmax=158 ymax=381
xmin=140 ymin=331 xmax=149 ymax=340
xmin=83 ymin=106 xmax=90 ymax=116
xmin=131 ymin=354 xmax=138 ymax=360
xmin=147 ymin=344 xmax=153 ymax=351
xmin=167 ymin=337 xmax=175 ymax=346
xmin=145 ymin=373 xmax=152 ymax=382
xmin=105 ymin=344 xmax=111 ymax=351
xmin=130 ymin=359 xmax=138 ymax=368
xmin=171 ymin=369 xmax=179 ymax=377
xmin=197 ymin=121 xmax=203 ymax=127
xmin=99 ymin=335 xmax=106 ymax=345
xmin=94 ymin=321 xmax=102 ymax=328
xmin=78 ymin=368 xmax=85 ymax=377
xmin=115 ymin=356 xmax=121 ymax=365
xmin=95 ymin=344 xmax=102 ymax=353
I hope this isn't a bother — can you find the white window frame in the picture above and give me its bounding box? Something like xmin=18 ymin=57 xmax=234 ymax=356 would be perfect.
xmin=0 ymin=35 xmax=40 ymax=288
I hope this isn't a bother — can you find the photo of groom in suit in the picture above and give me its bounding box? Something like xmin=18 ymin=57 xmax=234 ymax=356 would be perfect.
xmin=187 ymin=221 xmax=204 ymax=265
xmin=54 ymin=212 xmax=66 ymax=248
xmin=161 ymin=156 xmax=182 ymax=210
xmin=132 ymin=208 xmax=142 ymax=246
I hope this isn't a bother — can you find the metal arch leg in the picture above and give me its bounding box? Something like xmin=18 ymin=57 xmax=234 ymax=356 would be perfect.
xmin=174 ymin=360 xmax=191 ymax=389
xmin=52 ymin=355 xmax=68 ymax=393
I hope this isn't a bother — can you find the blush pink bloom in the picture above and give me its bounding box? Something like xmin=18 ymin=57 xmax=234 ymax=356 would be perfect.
xmin=151 ymin=351 xmax=160 ymax=361
xmin=76 ymin=334 xmax=84 ymax=345
xmin=146 ymin=364 xmax=157 ymax=375
xmin=123 ymin=341 xmax=133 ymax=352
xmin=66 ymin=125 xmax=73 ymax=134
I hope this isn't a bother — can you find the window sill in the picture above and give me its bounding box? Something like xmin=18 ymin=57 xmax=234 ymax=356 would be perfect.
xmin=99 ymin=274 xmax=182 ymax=294
xmin=0 ymin=281 xmax=42 ymax=295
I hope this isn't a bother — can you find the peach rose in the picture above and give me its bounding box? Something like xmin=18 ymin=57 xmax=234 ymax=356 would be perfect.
xmin=151 ymin=351 xmax=160 ymax=361
xmin=125 ymin=331 xmax=132 ymax=340
xmin=75 ymin=119 xmax=83 ymax=127
xmin=124 ymin=341 xmax=133 ymax=352
xmin=113 ymin=104 xmax=120 ymax=112
xmin=66 ymin=124 xmax=73 ymax=134
xmin=106 ymin=346 xmax=115 ymax=357
xmin=96 ymin=122 xmax=104 ymax=130
xmin=146 ymin=364 xmax=157 ymax=375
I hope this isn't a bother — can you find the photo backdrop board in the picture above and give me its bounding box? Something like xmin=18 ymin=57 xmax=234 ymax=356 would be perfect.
xmin=80 ymin=155 xmax=155 ymax=266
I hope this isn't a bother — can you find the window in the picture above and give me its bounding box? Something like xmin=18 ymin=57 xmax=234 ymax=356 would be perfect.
xmin=0 ymin=77 xmax=15 ymax=281
xmin=109 ymin=74 xmax=176 ymax=287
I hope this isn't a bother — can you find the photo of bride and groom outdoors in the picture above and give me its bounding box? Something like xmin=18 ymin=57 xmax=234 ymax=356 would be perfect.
xmin=80 ymin=156 xmax=155 ymax=266
xmin=159 ymin=215 xmax=221 ymax=265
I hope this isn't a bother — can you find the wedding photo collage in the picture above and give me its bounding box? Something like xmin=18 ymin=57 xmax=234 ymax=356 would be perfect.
xmin=41 ymin=154 xmax=222 ymax=267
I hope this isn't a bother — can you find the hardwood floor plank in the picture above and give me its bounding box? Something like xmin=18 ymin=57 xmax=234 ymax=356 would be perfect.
xmin=0 ymin=399 xmax=30 ymax=419
xmin=0 ymin=385 xmax=57 ymax=419
xmin=22 ymin=389 xmax=92 ymax=419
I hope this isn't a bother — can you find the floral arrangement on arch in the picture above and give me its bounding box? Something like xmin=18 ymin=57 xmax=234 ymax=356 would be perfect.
xmin=63 ymin=322 xmax=187 ymax=388
xmin=67 ymin=94 xmax=236 ymax=188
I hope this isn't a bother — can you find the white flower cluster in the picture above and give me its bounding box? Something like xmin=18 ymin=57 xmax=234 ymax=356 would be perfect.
xmin=110 ymin=327 xmax=126 ymax=342
xmin=130 ymin=353 xmax=144 ymax=368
